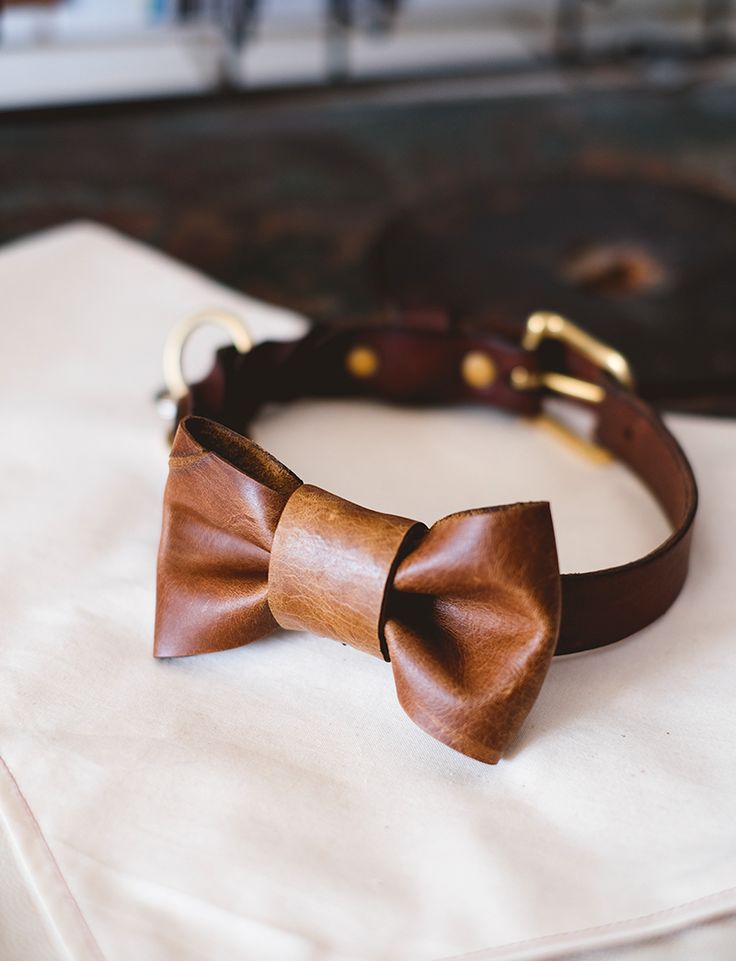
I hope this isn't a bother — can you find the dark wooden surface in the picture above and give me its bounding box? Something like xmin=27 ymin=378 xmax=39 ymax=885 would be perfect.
xmin=2 ymin=79 xmax=735 ymax=412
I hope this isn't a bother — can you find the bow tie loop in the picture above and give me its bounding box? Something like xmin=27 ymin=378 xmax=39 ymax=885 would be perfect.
xmin=269 ymin=484 xmax=426 ymax=659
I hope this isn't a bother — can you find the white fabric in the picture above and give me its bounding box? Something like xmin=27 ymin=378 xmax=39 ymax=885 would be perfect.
xmin=1 ymin=222 xmax=735 ymax=961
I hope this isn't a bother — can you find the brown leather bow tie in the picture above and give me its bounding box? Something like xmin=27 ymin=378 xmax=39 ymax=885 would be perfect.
xmin=154 ymin=311 xmax=698 ymax=764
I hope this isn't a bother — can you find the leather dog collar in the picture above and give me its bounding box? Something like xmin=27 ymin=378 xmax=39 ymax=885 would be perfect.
xmin=154 ymin=311 xmax=697 ymax=764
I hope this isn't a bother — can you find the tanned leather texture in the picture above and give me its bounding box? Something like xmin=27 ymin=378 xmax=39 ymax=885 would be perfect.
xmin=269 ymin=485 xmax=425 ymax=659
xmin=154 ymin=321 xmax=698 ymax=764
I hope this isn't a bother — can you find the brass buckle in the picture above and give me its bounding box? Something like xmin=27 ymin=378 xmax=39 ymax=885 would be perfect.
xmin=511 ymin=311 xmax=635 ymax=463
xmin=511 ymin=311 xmax=634 ymax=404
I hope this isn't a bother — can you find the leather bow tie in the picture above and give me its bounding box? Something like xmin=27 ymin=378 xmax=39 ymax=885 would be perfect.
xmin=154 ymin=312 xmax=697 ymax=764
xmin=155 ymin=417 xmax=561 ymax=764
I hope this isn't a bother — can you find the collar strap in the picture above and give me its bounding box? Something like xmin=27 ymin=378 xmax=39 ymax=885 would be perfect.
xmin=154 ymin=312 xmax=697 ymax=763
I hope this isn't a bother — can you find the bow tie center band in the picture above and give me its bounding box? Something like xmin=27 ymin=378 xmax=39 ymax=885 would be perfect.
xmin=154 ymin=310 xmax=698 ymax=765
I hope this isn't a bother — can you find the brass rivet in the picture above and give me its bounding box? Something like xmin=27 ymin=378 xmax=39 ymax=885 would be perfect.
xmin=461 ymin=350 xmax=497 ymax=389
xmin=346 ymin=345 xmax=379 ymax=379
xmin=510 ymin=365 xmax=533 ymax=391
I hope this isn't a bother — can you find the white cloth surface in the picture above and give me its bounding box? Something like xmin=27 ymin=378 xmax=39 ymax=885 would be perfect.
xmin=1 ymin=222 xmax=735 ymax=961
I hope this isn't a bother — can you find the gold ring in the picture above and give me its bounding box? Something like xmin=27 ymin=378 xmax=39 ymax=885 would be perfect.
xmin=162 ymin=309 xmax=253 ymax=402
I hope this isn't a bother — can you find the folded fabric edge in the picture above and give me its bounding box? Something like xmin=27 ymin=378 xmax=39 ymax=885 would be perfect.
xmin=440 ymin=884 xmax=736 ymax=961
xmin=0 ymin=755 xmax=106 ymax=961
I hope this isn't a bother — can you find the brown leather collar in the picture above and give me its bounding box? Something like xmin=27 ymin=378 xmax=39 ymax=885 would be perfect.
xmin=154 ymin=312 xmax=697 ymax=764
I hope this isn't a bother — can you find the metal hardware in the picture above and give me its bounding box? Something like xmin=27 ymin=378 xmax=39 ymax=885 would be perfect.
xmin=512 ymin=310 xmax=635 ymax=463
xmin=511 ymin=310 xmax=634 ymax=404
xmin=461 ymin=350 xmax=497 ymax=389
xmin=346 ymin=345 xmax=379 ymax=379
xmin=511 ymin=365 xmax=606 ymax=404
xmin=533 ymin=412 xmax=613 ymax=465
xmin=161 ymin=308 xmax=253 ymax=403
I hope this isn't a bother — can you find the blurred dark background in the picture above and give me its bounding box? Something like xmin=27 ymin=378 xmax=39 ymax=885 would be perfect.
xmin=2 ymin=0 xmax=736 ymax=412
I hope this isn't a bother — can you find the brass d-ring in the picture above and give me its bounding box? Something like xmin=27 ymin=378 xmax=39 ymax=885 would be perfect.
xmin=162 ymin=309 xmax=253 ymax=402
